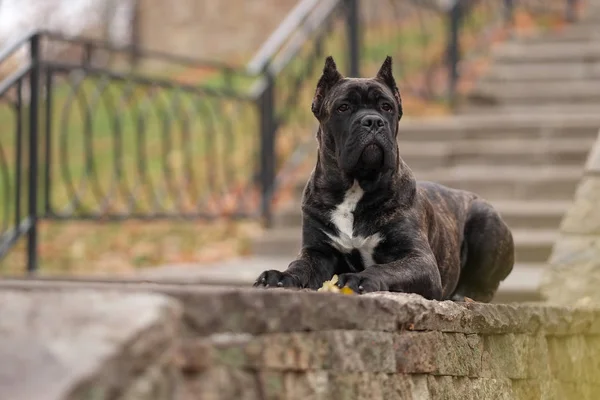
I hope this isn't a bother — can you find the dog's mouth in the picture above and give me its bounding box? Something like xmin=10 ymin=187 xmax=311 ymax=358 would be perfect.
xmin=360 ymin=143 xmax=384 ymax=169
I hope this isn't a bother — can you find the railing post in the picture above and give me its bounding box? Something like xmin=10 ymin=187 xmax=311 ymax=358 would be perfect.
xmin=346 ymin=0 xmax=360 ymax=77
xmin=259 ymin=70 xmax=276 ymax=227
xmin=504 ymin=0 xmax=514 ymax=26
xmin=566 ymin=0 xmax=577 ymax=22
xmin=447 ymin=0 xmax=462 ymax=109
xmin=27 ymin=33 xmax=41 ymax=274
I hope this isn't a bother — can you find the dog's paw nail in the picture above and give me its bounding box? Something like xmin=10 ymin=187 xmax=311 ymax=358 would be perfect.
xmin=277 ymin=281 xmax=283 ymax=287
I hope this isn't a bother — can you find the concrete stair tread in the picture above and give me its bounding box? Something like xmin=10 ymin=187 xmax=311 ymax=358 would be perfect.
xmin=514 ymin=26 xmax=600 ymax=43
xmin=483 ymin=62 xmax=600 ymax=82
xmin=417 ymin=165 xmax=582 ymax=181
xmin=402 ymin=112 xmax=600 ymax=128
xmin=458 ymin=103 xmax=600 ymax=115
xmin=494 ymin=263 xmax=544 ymax=303
xmin=498 ymin=263 xmax=543 ymax=291
xmin=510 ymin=229 xmax=558 ymax=245
xmin=492 ymin=200 xmax=570 ymax=215
xmin=399 ymin=137 xmax=591 ymax=155
xmin=491 ymin=42 xmax=600 ymax=62
xmin=401 ymin=112 xmax=600 ymax=138
xmin=474 ymin=81 xmax=600 ymax=98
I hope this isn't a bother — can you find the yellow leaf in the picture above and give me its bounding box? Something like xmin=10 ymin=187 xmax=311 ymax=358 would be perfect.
xmin=340 ymin=286 xmax=355 ymax=295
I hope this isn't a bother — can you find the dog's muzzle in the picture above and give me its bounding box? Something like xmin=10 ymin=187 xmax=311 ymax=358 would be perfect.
xmin=358 ymin=114 xmax=385 ymax=169
xmin=360 ymin=143 xmax=384 ymax=168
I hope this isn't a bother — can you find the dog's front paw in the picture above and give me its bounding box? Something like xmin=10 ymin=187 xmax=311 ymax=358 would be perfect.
xmin=253 ymin=270 xmax=303 ymax=289
xmin=337 ymin=273 xmax=386 ymax=294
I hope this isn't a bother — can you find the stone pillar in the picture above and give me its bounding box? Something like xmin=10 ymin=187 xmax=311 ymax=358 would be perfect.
xmin=539 ymin=129 xmax=600 ymax=306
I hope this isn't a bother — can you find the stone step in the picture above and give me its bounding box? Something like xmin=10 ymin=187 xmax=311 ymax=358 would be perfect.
xmin=491 ymin=42 xmax=600 ymax=64
xmin=514 ymin=24 xmax=600 ymax=44
xmin=399 ymin=113 xmax=600 ymax=141
xmin=299 ymin=139 xmax=591 ymax=173
xmin=415 ymin=166 xmax=582 ymax=201
xmin=252 ymin=227 xmax=557 ymax=264
xmin=274 ymin=199 xmax=570 ymax=230
xmin=471 ymin=81 xmax=600 ymax=105
xmin=482 ymin=62 xmax=600 ymax=83
xmin=399 ymin=138 xmax=590 ymax=169
xmin=511 ymin=229 xmax=557 ymax=264
xmin=493 ymin=263 xmax=544 ymax=303
xmin=289 ymin=166 xmax=582 ymax=200
xmin=458 ymin=103 xmax=600 ymax=115
xmin=495 ymin=200 xmax=570 ymax=230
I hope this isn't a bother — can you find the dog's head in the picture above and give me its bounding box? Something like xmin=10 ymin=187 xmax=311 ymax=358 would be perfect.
xmin=311 ymin=56 xmax=402 ymax=185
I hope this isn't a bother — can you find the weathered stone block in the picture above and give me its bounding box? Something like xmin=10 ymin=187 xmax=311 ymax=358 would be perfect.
xmin=197 ymin=331 xmax=395 ymax=373
xmin=258 ymin=371 xmax=287 ymax=400
xmin=117 ymin=355 xmax=180 ymax=400
xmin=546 ymin=335 xmax=591 ymax=383
xmin=560 ymin=176 xmax=600 ymax=235
xmin=585 ymin=336 xmax=600 ymax=381
xmin=328 ymin=373 xmax=387 ymax=400
xmin=281 ymin=371 xmax=329 ymax=400
xmin=584 ymin=132 xmax=600 ymax=174
xmin=182 ymin=367 xmax=260 ymax=400
xmin=527 ymin=334 xmax=552 ymax=379
xmin=394 ymin=332 xmax=482 ymax=377
xmin=383 ymin=374 xmax=431 ymax=400
xmin=511 ymin=380 xmax=541 ymax=400
xmin=481 ymin=334 xmax=531 ymax=379
xmin=327 ymin=331 xmax=396 ymax=373
xmin=178 ymin=339 xmax=216 ymax=373
xmin=427 ymin=376 xmax=513 ymax=400
xmin=541 ymin=236 xmax=600 ymax=306
xmin=180 ymin=289 xmax=401 ymax=335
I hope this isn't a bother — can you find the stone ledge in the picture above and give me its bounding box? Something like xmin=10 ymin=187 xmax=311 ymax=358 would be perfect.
xmin=1 ymin=281 xmax=599 ymax=399
xmin=1 ymin=280 xmax=599 ymax=336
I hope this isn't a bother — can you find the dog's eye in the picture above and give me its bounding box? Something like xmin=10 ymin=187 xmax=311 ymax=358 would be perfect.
xmin=381 ymin=103 xmax=393 ymax=112
xmin=337 ymin=104 xmax=350 ymax=113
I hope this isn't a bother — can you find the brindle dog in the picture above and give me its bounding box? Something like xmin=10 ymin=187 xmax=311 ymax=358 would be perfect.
xmin=253 ymin=56 xmax=514 ymax=302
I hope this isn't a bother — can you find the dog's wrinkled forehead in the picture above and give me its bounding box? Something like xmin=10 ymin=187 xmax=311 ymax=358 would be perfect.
xmin=324 ymin=78 xmax=395 ymax=111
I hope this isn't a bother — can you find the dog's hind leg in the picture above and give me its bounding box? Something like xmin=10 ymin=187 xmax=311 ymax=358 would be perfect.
xmin=450 ymin=199 xmax=515 ymax=303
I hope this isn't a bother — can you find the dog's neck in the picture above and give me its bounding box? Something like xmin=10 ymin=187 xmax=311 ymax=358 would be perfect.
xmin=313 ymin=136 xmax=416 ymax=207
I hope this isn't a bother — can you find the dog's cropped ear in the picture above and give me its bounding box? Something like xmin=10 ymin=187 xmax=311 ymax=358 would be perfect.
xmin=311 ymin=56 xmax=343 ymax=118
xmin=376 ymin=56 xmax=403 ymax=120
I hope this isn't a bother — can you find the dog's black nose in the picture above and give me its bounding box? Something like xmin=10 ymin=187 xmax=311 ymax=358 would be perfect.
xmin=361 ymin=115 xmax=385 ymax=129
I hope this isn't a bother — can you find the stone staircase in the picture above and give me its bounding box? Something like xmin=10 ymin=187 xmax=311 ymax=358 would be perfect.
xmin=250 ymin=7 xmax=600 ymax=302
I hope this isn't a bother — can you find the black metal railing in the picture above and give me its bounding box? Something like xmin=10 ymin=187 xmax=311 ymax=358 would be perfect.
xmin=0 ymin=0 xmax=584 ymax=273
xmin=0 ymin=31 xmax=261 ymax=273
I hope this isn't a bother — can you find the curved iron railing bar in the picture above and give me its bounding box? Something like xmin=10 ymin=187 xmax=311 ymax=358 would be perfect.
xmin=136 ymin=85 xmax=168 ymax=213
xmin=82 ymin=74 xmax=117 ymax=214
xmin=0 ymin=135 xmax=11 ymax=237
xmin=111 ymin=79 xmax=138 ymax=214
xmin=57 ymin=71 xmax=91 ymax=215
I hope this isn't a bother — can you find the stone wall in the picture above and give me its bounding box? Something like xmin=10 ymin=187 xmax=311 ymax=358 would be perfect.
xmin=540 ymin=129 xmax=600 ymax=306
xmin=1 ymin=281 xmax=599 ymax=399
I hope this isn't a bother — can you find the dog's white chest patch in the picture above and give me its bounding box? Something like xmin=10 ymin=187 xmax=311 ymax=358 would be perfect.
xmin=326 ymin=181 xmax=382 ymax=267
